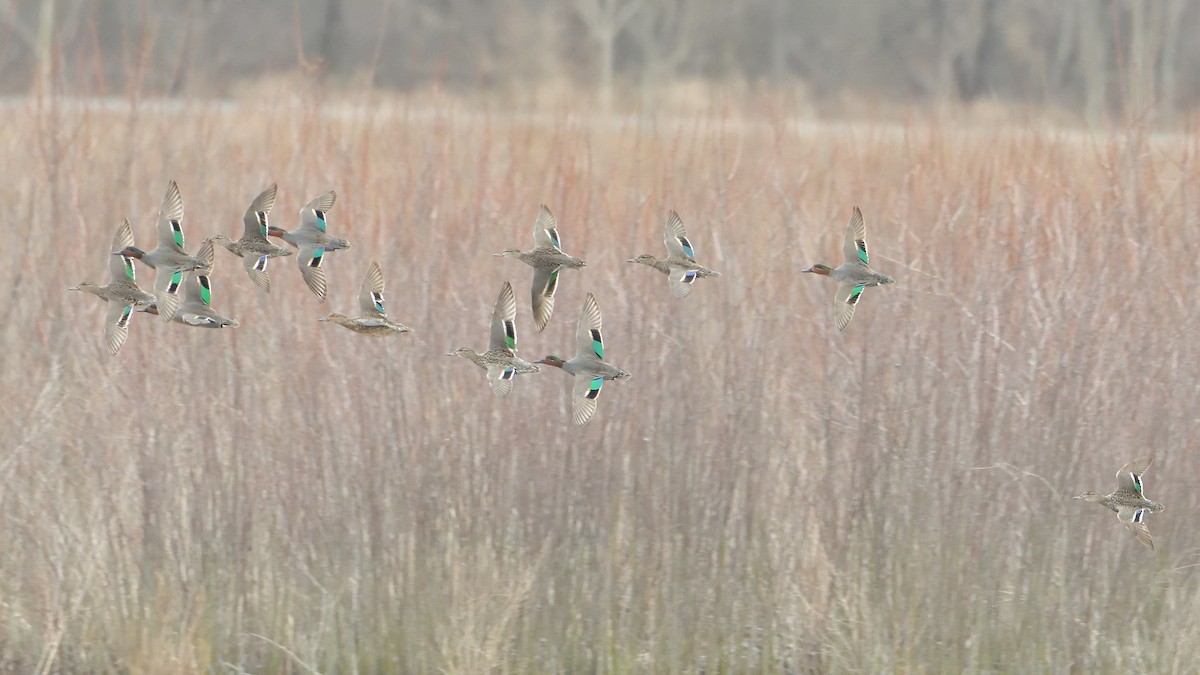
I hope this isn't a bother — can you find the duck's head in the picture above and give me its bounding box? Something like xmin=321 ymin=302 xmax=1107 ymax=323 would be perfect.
xmin=536 ymin=355 xmax=567 ymax=368
xmin=493 ymin=249 xmax=523 ymax=258
xmin=448 ymin=347 xmax=475 ymax=358
xmin=319 ymin=313 xmax=348 ymax=324
xmin=137 ymin=304 xmax=161 ymax=315
xmin=115 ymin=246 xmax=146 ymax=259
xmin=69 ymin=282 xmax=97 ymax=292
xmin=626 ymin=254 xmax=656 ymax=265
xmin=266 ymin=226 xmax=287 ymax=238
xmin=1073 ymin=491 xmax=1103 ymax=502
xmin=206 ymin=234 xmax=233 ymax=245
xmin=802 ymin=263 xmax=832 ymax=275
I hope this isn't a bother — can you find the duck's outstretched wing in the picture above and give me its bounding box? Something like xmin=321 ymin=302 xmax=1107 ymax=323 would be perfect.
xmin=297 ymin=244 xmax=327 ymax=302
xmin=571 ymin=375 xmax=603 ymax=426
xmin=104 ymin=301 xmax=134 ymax=356
xmin=833 ymin=283 xmax=866 ymax=331
xmin=243 ymin=183 xmax=277 ymax=241
xmin=530 ymin=267 xmax=559 ymax=333
xmin=358 ymin=260 xmax=387 ymax=318
xmin=300 ymin=190 xmax=337 ymax=234
xmin=842 ymin=206 xmax=869 ymax=267
xmin=575 ymin=293 xmax=605 ymax=361
xmin=109 ymin=220 xmax=138 ymax=283
xmin=667 ymin=265 xmax=698 ymax=299
xmin=663 ymin=211 xmax=696 ymax=262
xmin=532 ymin=204 xmax=562 ymax=250
xmin=1117 ymin=506 xmax=1155 ymax=549
xmin=1115 ymin=457 xmax=1152 ymax=496
xmin=489 ymin=281 xmax=518 ymax=351
xmin=155 ymin=180 xmax=187 ymax=253
xmin=153 ymin=269 xmax=184 ymax=321
xmin=243 ymin=254 xmax=271 ymax=293
xmin=487 ymin=364 xmax=516 ymax=398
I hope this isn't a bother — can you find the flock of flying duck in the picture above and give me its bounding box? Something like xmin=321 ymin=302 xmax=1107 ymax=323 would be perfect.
xmin=68 ymin=181 xmax=1165 ymax=545
xmin=69 ymin=181 xmax=753 ymax=425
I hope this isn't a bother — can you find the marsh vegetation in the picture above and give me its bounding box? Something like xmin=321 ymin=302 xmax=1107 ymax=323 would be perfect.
xmin=2 ymin=94 xmax=1199 ymax=671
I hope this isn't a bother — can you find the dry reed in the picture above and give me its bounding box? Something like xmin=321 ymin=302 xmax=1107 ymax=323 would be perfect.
xmin=1 ymin=94 xmax=1199 ymax=672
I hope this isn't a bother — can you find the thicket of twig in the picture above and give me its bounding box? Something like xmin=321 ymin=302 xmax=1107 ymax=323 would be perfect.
xmin=2 ymin=94 xmax=1199 ymax=671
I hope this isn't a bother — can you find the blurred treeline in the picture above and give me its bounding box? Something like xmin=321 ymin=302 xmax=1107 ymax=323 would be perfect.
xmin=1 ymin=0 xmax=1196 ymax=118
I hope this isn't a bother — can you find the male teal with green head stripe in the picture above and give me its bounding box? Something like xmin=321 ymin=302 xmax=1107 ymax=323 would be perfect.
xmin=535 ymin=293 xmax=631 ymax=426
xmin=138 ymin=240 xmax=238 ymax=329
xmin=116 ymin=181 xmax=208 ymax=322
xmin=267 ymin=189 xmax=351 ymax=303
xmin=802 ymin=206 xmax=895 ymax=331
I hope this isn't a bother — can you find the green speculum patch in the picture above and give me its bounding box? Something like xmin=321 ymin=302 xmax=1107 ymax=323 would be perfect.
xmin=199 ymin=277 xmax=212 ymax=305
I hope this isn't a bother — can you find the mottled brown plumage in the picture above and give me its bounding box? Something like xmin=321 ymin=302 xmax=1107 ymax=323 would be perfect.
xmin=1075 ymin=457 xmax=1165 ymax=550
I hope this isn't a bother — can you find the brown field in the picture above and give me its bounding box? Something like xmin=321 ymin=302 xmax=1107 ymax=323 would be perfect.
xmin=2 ymin=94 xmax=1200 ymax=672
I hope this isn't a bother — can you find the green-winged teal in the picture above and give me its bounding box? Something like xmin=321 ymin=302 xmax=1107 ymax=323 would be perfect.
xmin=115 ymin=180 xmax=208 ymax=322
xmin=208 ymin=183 xmax=293 ymax=293
xmin=802 ymin=206 xmax=894 ymax=330
xmin=495 ymin=204 xmax=586 ymax=332
xmin=319 ymin=260 xmax=412 ymax=337
xmin=449 ymin=280 xmax=539 ymax=397
xmin=535 ymin=293 xmax=631 ymax=426
xmin=627 ymin=211 xmax=721 ymax=298
xmin=70 ymin=219 xmax=156 ymax=355
xmin=1075 ymin=457 xmax=1165 ymax=550
xmin=138 ymin=240 xmax=239 ymax=328
xmin=266 ymin=190 xmax=350 ymax=302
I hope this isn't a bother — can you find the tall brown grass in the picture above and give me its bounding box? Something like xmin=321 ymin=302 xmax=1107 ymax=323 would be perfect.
xmin=2 ymin=93 xmax=1199 ymax=672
